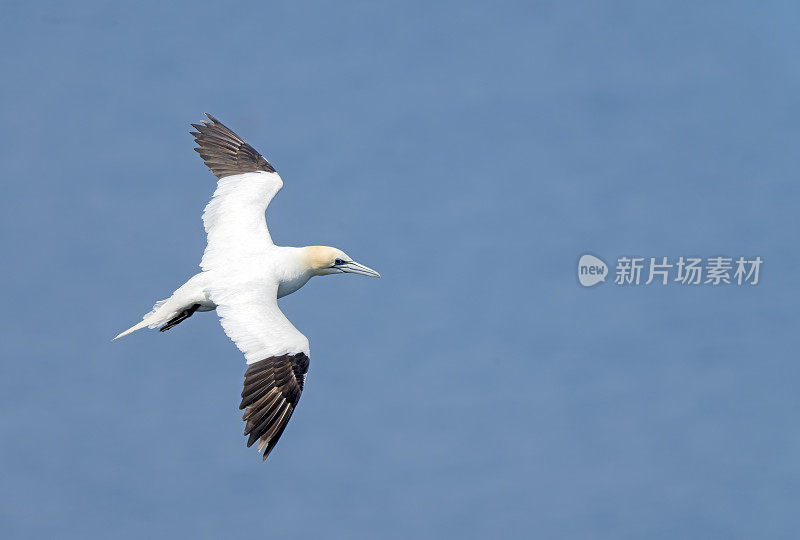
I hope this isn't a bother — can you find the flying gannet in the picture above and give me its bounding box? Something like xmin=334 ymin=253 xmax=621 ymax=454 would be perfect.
xmin=114 ymin=114 xmax=380 ymax=461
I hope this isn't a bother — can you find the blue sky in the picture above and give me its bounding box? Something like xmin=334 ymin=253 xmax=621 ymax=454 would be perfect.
xmin=1 ymin=2 xmax=799 ymax=538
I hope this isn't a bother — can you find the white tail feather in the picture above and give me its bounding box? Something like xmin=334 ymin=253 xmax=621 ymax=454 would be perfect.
xmin=112 ymin=298 xmax=173 ymax=340
xmin=112 ymin=272 xmax=213 ymax=341
xmin=113 ymin=320 xmax=151 ymax=340
xmin=145 ymin=299 xmax=168 ymax=320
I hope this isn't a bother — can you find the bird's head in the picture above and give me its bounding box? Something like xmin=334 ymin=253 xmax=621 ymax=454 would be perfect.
xmin=303 ymin=246 xmax=381 ymax=278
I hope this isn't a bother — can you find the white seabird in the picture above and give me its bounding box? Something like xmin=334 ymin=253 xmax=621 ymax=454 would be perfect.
xmin=114 ymin=114 xmax=380 ymax=461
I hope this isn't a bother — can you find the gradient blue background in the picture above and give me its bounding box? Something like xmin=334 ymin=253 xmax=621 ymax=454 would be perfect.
xmin=1 ymin=2 xmax=799 ymax=538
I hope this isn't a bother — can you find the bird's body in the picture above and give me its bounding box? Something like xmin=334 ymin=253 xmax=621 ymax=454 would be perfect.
xmin=114 ymin=115 xmax=379 ymax=460
xmin=116 ymin=245 xmax=329 ymax=340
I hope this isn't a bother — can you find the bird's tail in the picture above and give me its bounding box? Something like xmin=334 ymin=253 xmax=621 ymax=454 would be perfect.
xmin=112 ymin=320 xmax=150 ymax=340
xmin=112 ymin=299 xmax=172 ymax=340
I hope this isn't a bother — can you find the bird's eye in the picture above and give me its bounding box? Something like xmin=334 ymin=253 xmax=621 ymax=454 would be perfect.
xmin=334 ymin=258 xmax=344 ymax=265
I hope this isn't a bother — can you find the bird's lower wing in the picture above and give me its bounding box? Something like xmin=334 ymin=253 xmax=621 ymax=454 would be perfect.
xmin=208 ymin=281 xmax=310 ymax=460
xmin=241 ymin=352 xmax=309 ymax=460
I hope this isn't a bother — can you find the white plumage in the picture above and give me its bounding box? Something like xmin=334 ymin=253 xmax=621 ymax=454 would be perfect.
xmin=201 ymin=171 xmax=281 ymax=270
xmin=114 ymin=114 xmax=379 ymax=460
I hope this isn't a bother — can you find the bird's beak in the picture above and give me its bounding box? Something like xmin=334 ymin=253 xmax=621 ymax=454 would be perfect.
xmin=339 ymin=261 xmax=381 ymax=278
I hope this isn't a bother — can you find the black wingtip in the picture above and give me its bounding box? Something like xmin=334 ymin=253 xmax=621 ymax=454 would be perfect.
xmin=189 ymin=113 xmax=275 ymax=177
xmin=240 ymin=354 xmax=309 ymax=463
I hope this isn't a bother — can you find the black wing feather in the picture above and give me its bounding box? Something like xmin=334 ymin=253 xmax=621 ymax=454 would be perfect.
xmin=240 ymin=353 xmax=309 ymax=461
xmin=192 ymin=113 xmax=276 ymax=178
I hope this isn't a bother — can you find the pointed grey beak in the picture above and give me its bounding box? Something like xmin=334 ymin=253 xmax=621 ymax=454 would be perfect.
xmin=339 ymin=261 xmax=381 ymax=278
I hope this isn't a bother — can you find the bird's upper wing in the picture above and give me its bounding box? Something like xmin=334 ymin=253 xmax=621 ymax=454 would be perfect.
xmin=208 ymin=281 xmax=311 ymax=461
xmin=192 ymin=113 xmax=276 ymax=178
xmin=192 ymin=114 xmax=282 ymax=271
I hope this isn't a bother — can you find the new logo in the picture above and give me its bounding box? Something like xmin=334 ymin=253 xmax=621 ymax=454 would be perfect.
xmin=578 ymin=254 xmax=608 ymax=287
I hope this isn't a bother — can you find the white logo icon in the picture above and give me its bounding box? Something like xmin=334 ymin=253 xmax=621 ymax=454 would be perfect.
xmin=578 ymin=254 xmax=608 ymax=287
